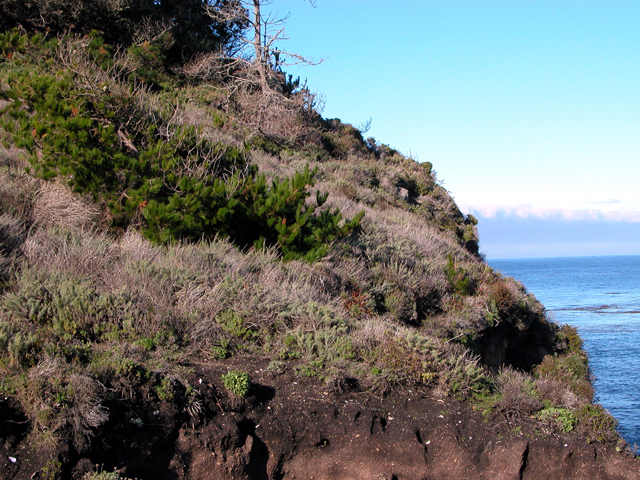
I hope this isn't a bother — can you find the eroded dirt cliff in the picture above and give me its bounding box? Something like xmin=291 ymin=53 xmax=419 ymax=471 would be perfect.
xmin=3 ymin=356 xmax=638 ymax=480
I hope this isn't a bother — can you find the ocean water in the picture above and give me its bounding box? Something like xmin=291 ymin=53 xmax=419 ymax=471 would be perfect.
xmin=490 ymin=255 xmax=640 ymax=449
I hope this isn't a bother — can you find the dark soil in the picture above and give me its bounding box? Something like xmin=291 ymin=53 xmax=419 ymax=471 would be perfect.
xmin=2 ymin=356 xmax=639 ymax=480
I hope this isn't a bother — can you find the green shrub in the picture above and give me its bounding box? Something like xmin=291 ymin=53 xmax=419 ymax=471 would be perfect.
xmin=133 ymin=337 xmax=156 ymax=352
xmin=335 ymin=337 xmax=356 ymax=360
xmin=114 ymin=358 xmax=151 ymax=382
xmin=295 ymin=361 xmax=325 ymax=379
xmin=278 ymin=301 xmax=350 ymax=332
xmin=2 ymin=268 xmax=103 ymax=341
xmin=384 ymin=287 xmax=416 ymax=324
xmin=216 ymin=309 xmax=254 ymax=340
xmin=538 ymin=407 xmax=577 ymax=432
xmin=247 ymin=135 xmax=283 ymax=155
xmin=83 ymin=468 xmax=122 ymax=480
xmin=6 ymin=331 xmax=38 ymax=366
xmin=444 ymin=254 xmax=475 ymax=296
xmin=283 ymin=329 xmax=353 ymax=363
xmin=0 ymin=36 xmax=363 ymax=262
xmin=222 ymin=370 xmax=251 ymax=397
xmin=534 ymin=352 xmax=593 ymax=401
xmin=211 ymin=339 xmax=230 ymax=359
xmin=0 ymin=28 xmax=29 ymax=58
xmin=441 ymin=355 xmax=492 ymax=400
xmin=575 ymin=404 xmax=618 ymax=443
xmin=558 ymin=324 xmax=583 ymax=353
xmin=279 ymin=332 xmax=300 ymax=360
xmin=0 ymin=321 xmax=9 ymax=352
xmin=0 ymin=0 xmax=247 ymax=69
xmin=266 ymin=360 xmax=286 ymax=375
xmin=155 ymin=377 xmax=174 ymax=401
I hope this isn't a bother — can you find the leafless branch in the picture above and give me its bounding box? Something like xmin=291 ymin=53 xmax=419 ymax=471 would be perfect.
xmin=358 ymin=117 xmax=372 ymax=134
xmin=203 ymin=0 xmax=324 ymax=91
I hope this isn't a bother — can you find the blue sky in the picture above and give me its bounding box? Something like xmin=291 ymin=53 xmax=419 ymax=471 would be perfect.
xmin=269 ymin=1 xmax=640 ymax=259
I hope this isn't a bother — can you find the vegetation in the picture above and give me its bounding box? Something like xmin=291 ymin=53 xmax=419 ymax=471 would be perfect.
xmin=222 ymin=370 xmax=251 ymax=397
xmin=0 ymin=11 xmax=628 ymax=477
xmin=0 ymin=32 xmax=361 ymax=260
xmin=0 ymin=0 xmax=249 ymax=67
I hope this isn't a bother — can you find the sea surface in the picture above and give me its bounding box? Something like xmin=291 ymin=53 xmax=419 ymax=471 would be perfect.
xmin=490 ymin=255 xmax=640 ymax=450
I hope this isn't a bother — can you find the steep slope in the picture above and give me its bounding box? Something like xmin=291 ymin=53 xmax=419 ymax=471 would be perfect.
xmin=0 ymin=31 xmax=638 ymax=479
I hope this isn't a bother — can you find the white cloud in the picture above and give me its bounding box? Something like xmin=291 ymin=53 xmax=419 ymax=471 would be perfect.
xmin=461 ymin=204 xmax=640 ymax=223
xmin=587 ymin=199 xmax=623 ymax=205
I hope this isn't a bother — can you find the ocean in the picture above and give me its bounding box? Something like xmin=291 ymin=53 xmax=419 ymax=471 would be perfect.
xmin=490 ymin=255 xmax=640 ymax=450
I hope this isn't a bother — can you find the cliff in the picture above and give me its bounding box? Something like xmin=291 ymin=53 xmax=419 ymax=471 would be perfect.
xmin=0 ymin=30 xmax=638 ymax=479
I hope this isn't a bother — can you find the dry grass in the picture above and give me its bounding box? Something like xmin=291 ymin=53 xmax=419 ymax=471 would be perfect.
xmin=231 ymin=86 xmax=322 ymax=144
xmin=0 ymin=162 xmax=38 ymax=220
xmin=0 ymin=213 xmax=26 ymax=281
xmin=536 ymin=376 xmax=579 ymax=409
xmin=494 ymin=368 xmax=543 ymax=420
xmin=32 ymin=180 xmax=103 ymax=231
xmin=19 ymin=357 xmax=108 ymax=449
xmin=21 ymin=227 xmax=118 ymax=281
xmin=0 ymin=142 xmax=26 ymax=169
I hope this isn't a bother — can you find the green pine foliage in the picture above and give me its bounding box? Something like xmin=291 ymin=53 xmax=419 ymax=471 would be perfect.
xmin=248 ymin=165 xmax=365 ymax=261
xmin=444 ymin=254 xmax=475 ymax=296
xmin=0 ymin=32 xmax=362 ymax=261
xmin=0 ymin=28 xmax=28 ymax=58
xmin=0 ymin=0 xmax=249 ymax=69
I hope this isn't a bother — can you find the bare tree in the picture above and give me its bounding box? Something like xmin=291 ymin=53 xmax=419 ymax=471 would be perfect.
xmin=204 ymin=0 xmax=321 ymax=90
xmin=181 ymin=0 xmax=325 ymax=145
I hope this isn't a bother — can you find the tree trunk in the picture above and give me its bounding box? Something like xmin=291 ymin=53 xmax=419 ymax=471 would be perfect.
xmin=253 ymin=0 xmax=267 ymax=89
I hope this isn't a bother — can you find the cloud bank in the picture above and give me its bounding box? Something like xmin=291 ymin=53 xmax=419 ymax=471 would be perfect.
xmin=462 ymin=204 xmax=640 ymax=223
xmin=470 ymin=207 xmax=640 ymax=259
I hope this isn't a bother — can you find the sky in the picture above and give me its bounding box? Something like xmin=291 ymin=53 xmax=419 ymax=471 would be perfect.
xmin=266 ymin=1 xmax=640 ymax=259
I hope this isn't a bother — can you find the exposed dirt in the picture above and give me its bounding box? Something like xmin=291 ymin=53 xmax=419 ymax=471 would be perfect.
xmin=2 ymin=356 xmax=639 ymax=480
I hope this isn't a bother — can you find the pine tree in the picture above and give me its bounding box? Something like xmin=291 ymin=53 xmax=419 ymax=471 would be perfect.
xmin=0 ymin=33 xmax=363 ymax=261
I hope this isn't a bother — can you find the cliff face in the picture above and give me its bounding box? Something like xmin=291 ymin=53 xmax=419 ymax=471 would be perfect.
xmin=0 ymin=32 xmax=638 ymax=479
xmin=3 ymin=360 xmax=639 ymax=480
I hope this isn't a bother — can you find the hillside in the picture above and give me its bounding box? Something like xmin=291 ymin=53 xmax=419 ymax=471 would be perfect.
xmin=0 ymin=27 xmax=638 ymax=479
